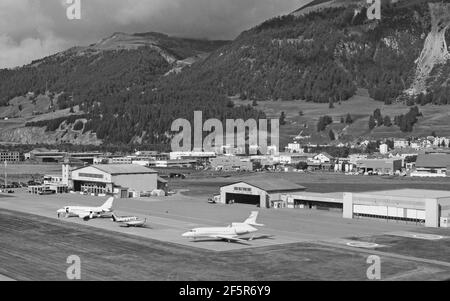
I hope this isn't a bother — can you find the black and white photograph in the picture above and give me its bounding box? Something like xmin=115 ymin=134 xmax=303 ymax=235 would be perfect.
xmin=0 ymin=0 xmax=450 ymax=287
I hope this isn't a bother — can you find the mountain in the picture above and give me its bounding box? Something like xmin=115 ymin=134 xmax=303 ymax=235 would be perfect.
xmin=174 ymin=0 xmax=450 ymax=105
xmin=1 ymin=1 xmax=450 ymax=147
xmin=0 ymin=32 xmax=229 ymax=107
xmin=0 ymin=33 xmax=264 ymax=146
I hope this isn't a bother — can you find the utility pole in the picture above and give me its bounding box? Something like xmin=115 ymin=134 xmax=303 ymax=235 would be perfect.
xmin=4 ymin=160 xmax=7 ymax=189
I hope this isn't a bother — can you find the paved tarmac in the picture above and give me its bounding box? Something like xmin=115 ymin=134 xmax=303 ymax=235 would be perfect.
xmin=1 ymin=192 xmax=450 ymax=280
xmin=0 ymin=191 xmax=422 ymax=251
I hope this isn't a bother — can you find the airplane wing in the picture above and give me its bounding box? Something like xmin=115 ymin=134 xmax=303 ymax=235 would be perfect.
xmin=212 ymin=235 xmax=246 ymax=242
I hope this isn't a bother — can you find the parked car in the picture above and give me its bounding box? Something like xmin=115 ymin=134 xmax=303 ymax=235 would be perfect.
xmin=11 ymin=182 xmax=20 ymax=188
xmin=39 ymin=189 xmax=56 ymax=195
xmin=169 ymin=173 xmax=186 ymax=179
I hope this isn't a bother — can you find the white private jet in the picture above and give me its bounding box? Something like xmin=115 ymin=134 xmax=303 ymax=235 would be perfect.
xmin=57 ymin=197 xmax=114 ymax=221
xmin=182 ymin=211 xmax=264 ymax=243
xmin=111 ymin=213 xmax=147 ymax=228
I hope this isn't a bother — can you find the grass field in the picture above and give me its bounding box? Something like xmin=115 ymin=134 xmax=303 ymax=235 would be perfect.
xmin=1 ymin=209 xmax=449 ymax=281
xmin=234 ymin=89 xmax=450 ymax=147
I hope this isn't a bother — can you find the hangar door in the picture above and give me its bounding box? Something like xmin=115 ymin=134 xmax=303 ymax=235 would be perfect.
xmin=226 ymin=193 xmax=260 ymax=205
xmin=353 ymin=205 xmax=425 ymax=222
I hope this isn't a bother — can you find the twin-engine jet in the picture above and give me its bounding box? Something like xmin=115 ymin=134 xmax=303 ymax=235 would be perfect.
xmin=111 ymin=213 xmax=147 ymax=227
xmin=182 ymin=211 xmax=264 ymax=243
xmin=57 ymin=198 xmax=114 ymax=221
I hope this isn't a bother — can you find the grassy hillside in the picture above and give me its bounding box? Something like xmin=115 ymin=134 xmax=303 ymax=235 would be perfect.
xmin=236 ymin=89 xmax=450 ymax=147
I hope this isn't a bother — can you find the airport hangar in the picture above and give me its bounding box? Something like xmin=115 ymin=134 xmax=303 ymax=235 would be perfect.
xmin=283 ymin=189 xmax=450 ymax=228
xmin=70 ymin=164 xmax=164 ymax=197
xmin=219 ymin=179 xmax=307 ymax=208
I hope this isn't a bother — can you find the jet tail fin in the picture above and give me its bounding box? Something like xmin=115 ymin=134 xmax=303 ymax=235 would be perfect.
xmin=101 ymin=197 xmax=114 ymax=211
xmin=244 ymin=211 xmax=264 ymax=227
xmin=111 ymin=213 xmax=118 ymax=222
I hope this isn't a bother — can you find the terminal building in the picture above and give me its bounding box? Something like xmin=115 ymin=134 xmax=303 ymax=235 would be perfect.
xmin=27 ymin=149 xmax=102 ymax=164
xmin=210 ymin=156 xmax=253 ymax=172
xmin=70 ymin=164 xmax=160 ymax=198
xmin=0 ymin=151 xmax=20 ymax=162
xmin=219 ymin=178 xmax=306 ymax=208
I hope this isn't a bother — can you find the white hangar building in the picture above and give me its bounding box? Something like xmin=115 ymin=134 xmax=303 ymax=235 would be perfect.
xmin=279 ymin=189 xmax=450 ymax=228
xmin=71 ymin=164 xmax=159 ymax=197
xmin=219 ymin=178 xmax=306 ymax=208
xmin=343 ymin=189 xmax=450 ymax=228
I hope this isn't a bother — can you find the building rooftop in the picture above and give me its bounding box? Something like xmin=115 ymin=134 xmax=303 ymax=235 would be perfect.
xmin=226 ymin=177 xmax=306 ymax=192
xmin=358 ymin=158 xmax=400 ymax=162
xmin=92 ymin=164 xmax=157 ymax=175
xmin=318 ymin=152 xmax=333 ymax=159
xmin=416 ymin=154 xmax=450 ymax=168
xmin=356 ymin=189 xmax=450 ymax=199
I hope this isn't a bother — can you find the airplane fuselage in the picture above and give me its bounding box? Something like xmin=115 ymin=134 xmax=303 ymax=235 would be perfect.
xmin=57 ymin=206 xmax=112 ymax=219
xmin=115 ymin=216 xmax=139 ymax=223
xmin=183 ymin=225 xmax=257 ymax=239
xmin=57 ymin=198 xmax=115 ymax=221
xmin=182 ymin=211 xmax=263 ymax=243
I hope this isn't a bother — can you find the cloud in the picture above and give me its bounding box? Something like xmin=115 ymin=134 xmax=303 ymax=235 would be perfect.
xmin=0 ymin=0 xmax=308 ymax=68
xmin=0 ymin=34 xmax=69 ymax=69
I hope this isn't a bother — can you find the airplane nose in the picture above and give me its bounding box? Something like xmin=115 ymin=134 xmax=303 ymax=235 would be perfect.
xmin=182 ymin=232 xmax=191 ymax=238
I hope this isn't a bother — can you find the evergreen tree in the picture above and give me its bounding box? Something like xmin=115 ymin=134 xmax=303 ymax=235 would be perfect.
xmin=345 ymin=113 xmax=353 ymax=124
xmin=383 ymin=116 xmax=392 ymax=127
xmin=317 ymin=115 xmax=333 ymax=132
xmin=369 ymin=116 xmax=376 ymax=130
xmin=329 ymin=130 xmax=336 ymax=141
xmin=373 ymin=109 xmax=383 ymax=127
xmin=280 ymin=112 xmax=287 ymax=125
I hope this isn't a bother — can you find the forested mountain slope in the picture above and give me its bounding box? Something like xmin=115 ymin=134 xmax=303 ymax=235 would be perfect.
xmin=1 ymin=1 xmax=450 ymax=146
xmin=177 ymin=0 xmax=450 ymax=105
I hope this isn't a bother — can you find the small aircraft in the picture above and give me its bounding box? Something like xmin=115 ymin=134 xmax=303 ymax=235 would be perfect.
xmin=57 ymin=197 xmax=114 ymax=221
xmin=182 ymin=211 xmax=264 ymax=243
xmin=111 ymin=213 xmax=147 ymax=228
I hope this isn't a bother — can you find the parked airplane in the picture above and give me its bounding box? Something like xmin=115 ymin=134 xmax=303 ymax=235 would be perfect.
xmin=182 ymin=211 xmax=264 ymax=243
xmin=57 ymin=197 xmax=114 ymax=221
xmin=111 ymin=213 xmax=147 ymax=228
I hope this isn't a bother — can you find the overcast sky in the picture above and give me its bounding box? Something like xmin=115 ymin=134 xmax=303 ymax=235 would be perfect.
xmin=0 ymin=0 xmax=308 ymax=69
